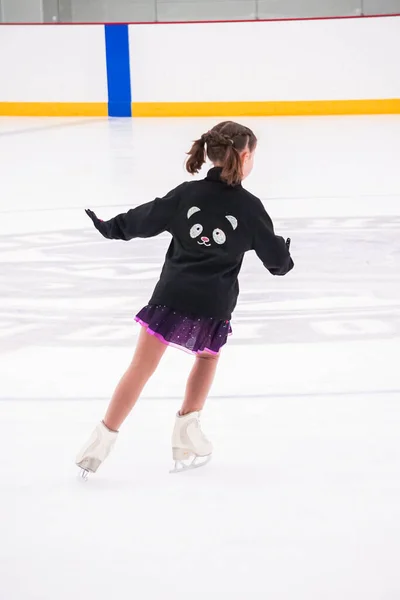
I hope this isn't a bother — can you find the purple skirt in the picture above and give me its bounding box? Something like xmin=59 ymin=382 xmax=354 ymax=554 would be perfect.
xmin=135 ymin=304 xmax=232 ymax=356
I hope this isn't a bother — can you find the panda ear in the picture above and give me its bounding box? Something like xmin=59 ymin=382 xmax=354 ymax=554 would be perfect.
xmin=187 ymin=206 xmax=201 ymax=219
xmin=226 ymin=215 xmax=238 ymax=230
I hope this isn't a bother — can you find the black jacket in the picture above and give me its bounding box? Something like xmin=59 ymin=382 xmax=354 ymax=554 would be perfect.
xmin=88 ymin=167 xmax=294 ymax=320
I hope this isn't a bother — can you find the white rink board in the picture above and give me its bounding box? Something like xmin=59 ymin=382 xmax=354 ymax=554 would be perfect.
xmin=0 ymin=26 xmax=108 ymax=102
xmin=129 ymin=17 xmax=400 ymax=102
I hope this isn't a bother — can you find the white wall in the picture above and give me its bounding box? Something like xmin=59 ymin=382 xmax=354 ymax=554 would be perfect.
xmin=0 ymin=25 xmax=107 ymax=102
xmin=129 ymin=17 xmax=400 ymax=102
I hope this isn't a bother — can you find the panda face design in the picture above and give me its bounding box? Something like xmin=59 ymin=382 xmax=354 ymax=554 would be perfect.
xmin=187 ymin=206 xmax=238 ymax=247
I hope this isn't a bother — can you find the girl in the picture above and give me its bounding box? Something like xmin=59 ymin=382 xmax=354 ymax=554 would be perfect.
xmin=76 ymin=121 xmax=293 ymax=477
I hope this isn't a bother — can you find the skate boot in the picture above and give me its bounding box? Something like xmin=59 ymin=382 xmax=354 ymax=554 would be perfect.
xmin=171 ymin=411 xmax=213 ymax=473
xmin=76 ymin=421 xmax=118 ymax=480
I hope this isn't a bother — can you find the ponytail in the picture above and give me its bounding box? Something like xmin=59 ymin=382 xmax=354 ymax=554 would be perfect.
xmin=221 ymin=144 xmax=243 ymax=187
xmin=186 ymin=137 xmax=206 ymax=175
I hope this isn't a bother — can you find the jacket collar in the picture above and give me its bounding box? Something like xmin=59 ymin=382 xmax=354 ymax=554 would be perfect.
xmin=206 ymin=167 xmax=242 ymax=187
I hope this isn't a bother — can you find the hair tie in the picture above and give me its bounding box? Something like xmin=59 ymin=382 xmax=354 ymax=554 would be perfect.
xmin=223 ymin=135 xmax=234 ymax=146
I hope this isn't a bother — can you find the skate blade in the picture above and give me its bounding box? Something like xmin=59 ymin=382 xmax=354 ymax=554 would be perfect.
xmin=78 ymin=468 xmax=90 ymax=481
xmin=76 ymin=457 xmax=101 ymax=481
xmin=170 ymin=454 xmax=212 ymax=474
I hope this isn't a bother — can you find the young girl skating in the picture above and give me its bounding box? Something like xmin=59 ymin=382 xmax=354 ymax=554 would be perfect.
xmin=76 ymin=120 xmax=294 ymax=477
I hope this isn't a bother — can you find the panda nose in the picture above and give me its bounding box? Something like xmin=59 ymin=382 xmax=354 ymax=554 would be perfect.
xmin=201 ymin=236 xmax=209 ymax=243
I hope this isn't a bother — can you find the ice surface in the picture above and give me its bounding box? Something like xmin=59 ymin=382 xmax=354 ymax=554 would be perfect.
xmin=0 ymin=116 xmax=400 ymax=600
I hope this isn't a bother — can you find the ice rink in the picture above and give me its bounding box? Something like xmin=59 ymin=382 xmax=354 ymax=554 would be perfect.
xmin=1 ymin=115 xmax=400 ymax=599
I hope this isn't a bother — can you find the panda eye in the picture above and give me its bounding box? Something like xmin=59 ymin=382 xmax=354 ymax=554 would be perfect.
xmin=190 ymin=223 xmax=203 ymax=238
xmin=213 ymin=228 xmax=226 ymax=244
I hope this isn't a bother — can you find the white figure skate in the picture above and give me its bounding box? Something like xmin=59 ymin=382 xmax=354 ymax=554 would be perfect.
xmin=76 ymin=421 xmax=118 ymax=480
xmin=171 ymin=411 xmax=213 ymax=473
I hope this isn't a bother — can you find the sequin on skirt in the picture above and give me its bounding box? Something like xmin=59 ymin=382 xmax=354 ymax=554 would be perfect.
xmin=135 ymin=304 xmax=232 ymax=355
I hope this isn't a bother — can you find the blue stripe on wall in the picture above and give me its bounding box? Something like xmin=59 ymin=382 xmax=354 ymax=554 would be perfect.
xmin=104 ymin=24 xmax=132 ymax=117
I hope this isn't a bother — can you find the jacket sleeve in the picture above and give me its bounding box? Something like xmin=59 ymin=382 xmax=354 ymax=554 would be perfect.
xmin=95 ymin=185 xmax=184 ymax=241
xmin=252 ymin=209 xmax=294 ymax=276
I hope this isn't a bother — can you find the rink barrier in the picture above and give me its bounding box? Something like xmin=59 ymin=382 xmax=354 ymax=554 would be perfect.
xmin=1 ymin=17 xmax=400 ymax=117
xmin=131 ymin=99 xmax=400 ymax=117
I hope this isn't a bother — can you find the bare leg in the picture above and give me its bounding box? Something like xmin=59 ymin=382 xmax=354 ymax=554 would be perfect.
xmin=180 ymin=352 xmax=220 ymax=415
xmin=103 ymin=328 xmax=167 ymax=431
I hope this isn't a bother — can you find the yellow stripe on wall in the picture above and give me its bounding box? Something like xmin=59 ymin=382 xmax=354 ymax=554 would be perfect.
xmin=0 ymin=99 xmax=399 ymax=117
xmin=0 ymin=102 xmax=108 ymax=117
xmin=132 ymin=99 xmax=400 ymax=117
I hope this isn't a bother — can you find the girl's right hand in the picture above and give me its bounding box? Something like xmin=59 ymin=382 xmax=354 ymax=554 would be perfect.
xmin=85 ymin=208 xmax=100 ymax=225
xmin=85 ymin=209 xmax=108 ymax=237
